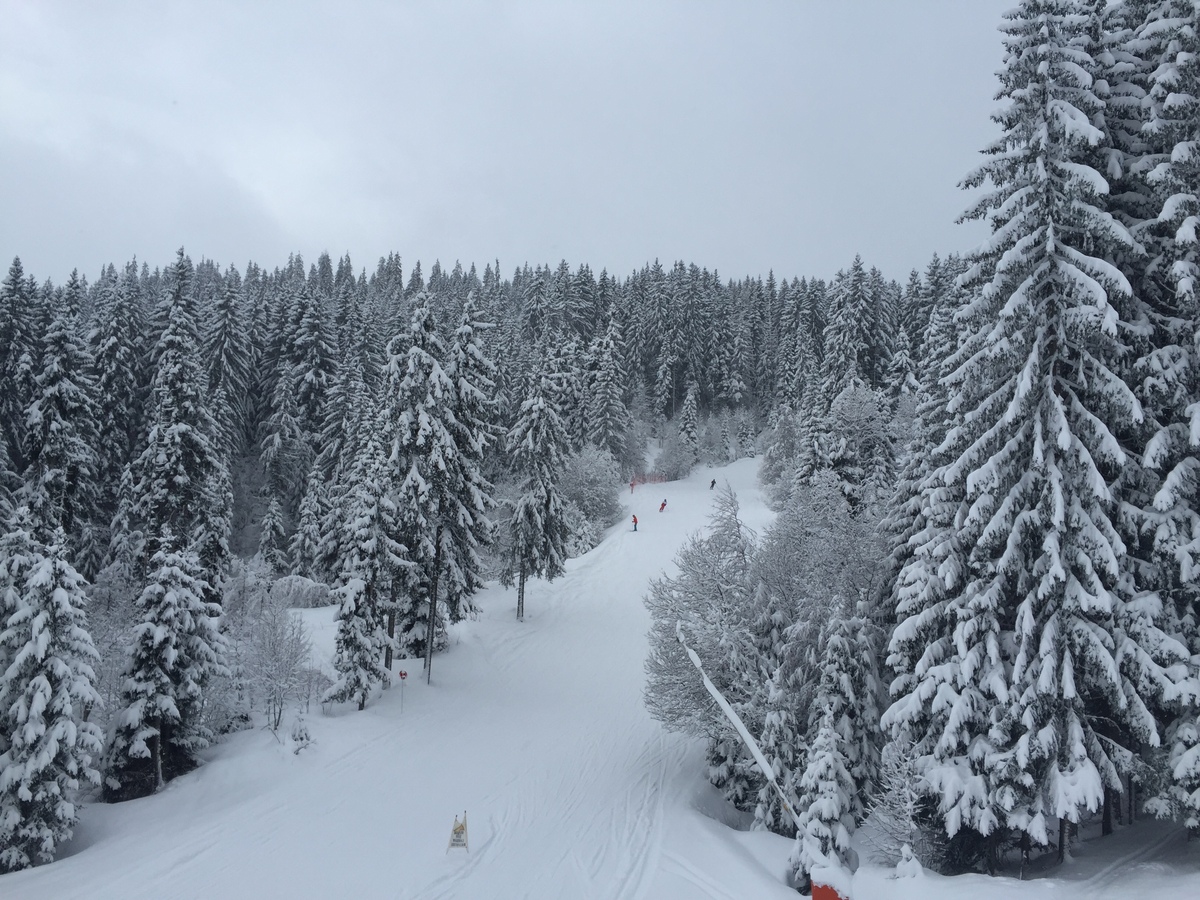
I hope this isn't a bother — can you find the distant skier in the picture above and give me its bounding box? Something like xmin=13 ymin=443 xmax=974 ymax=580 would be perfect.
xmin=630 ymin=479 xmax=636 ymax=494
xmin=632 ymin=514 xmax=638 ymax=532
xmin=659 ymin=499 xmax=667 ymax=513
xmin=709 ymin=479 xmax=716 ymax=490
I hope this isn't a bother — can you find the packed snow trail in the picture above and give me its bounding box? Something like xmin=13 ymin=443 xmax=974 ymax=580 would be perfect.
xmin=5 ymin=459 xmax=794 ymax=900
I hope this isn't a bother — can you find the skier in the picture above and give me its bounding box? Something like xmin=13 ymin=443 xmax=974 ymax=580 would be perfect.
xmin=710 ymin=478 xmax=716 ymax=490
xmin=659 ymin=499 xmax=667 ymax=513
xmin=630 ymin=479 xmax=636 ymax=494
xmin=632 ymin=514 xmax=638 ymax=532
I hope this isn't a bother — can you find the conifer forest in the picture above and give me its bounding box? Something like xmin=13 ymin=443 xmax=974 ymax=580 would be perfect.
xmin=2 ymin=2 xmax=1200 ymax=897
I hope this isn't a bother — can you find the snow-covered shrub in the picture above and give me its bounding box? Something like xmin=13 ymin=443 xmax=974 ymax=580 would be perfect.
xmin=290 ymin=713 xmax=312 ymax=754
xmin=247 ymin=595 xmax=314 ymax=731
xmin=269 ymin=574 xmax=333 ymax=609
xmin=559 ymin=445 xmax=622 ymax=528
xmin=645 ymin=488 xmax=759 ymax=739
xmin=861 ymin=741 xmax=946 ymax=871
xmin=562 ymin=499 xmax=603 ymax=559
xmin=699 ymin=411 xmax=734 ymax=464
xmin=210 ymin=579 xmax=325 ymax=733
xmin=651 ymin=430 xmax=696 ymax=482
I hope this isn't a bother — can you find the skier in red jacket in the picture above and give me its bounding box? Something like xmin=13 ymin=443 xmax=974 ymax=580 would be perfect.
xmin=632 ymin=514 xmax=638 ymax=532
xmin=659 ymin=499 xmax=667 ymax=512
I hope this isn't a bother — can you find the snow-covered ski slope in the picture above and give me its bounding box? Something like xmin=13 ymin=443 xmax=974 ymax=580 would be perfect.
xmin=6 ymin=458 xmax=1199 ymax=898
xmin=7 ymin=458 xmax=793 ymax=900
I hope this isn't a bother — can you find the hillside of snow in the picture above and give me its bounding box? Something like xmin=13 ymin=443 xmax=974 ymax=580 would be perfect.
xmin=4 ymin=458 xmax=1199 ymax=899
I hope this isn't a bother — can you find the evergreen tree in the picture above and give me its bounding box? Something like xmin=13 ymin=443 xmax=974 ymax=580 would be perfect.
xmin=504 ymin=359 xmax=570 ymax=621
xmin=21 ymin=273 xmax=100 ymax=558
xmin=888 ymin=0 xmax=1191 ymax=851
xmin=0 ymin=524 xmax=103 ymax=872
xmin=290 ymin=470 xmax=328 ymax=581
xmin=678 ymin=381 xmax=700 ymax=463
xmin=443 ymin=294 xmax=499 ymax=622
xmin=382 ymin=294 xmax=463 ymax=678
xmin=104 ymin=526 xmax=227 ymax=801
xmin=89 ymin=264 xmax=146 ymax=517
xmin=203 ymin=268 xmax=253 ymax=455
xmin=0 ymin=258 xmax=42 ymax=474
xmin=324 ymin=430 xmax=405 ymax=710
xmin=1129 ymin=0 xmax=1200 ymax=829
xmin=258 ymin=495 xmax=289 ymax=576
xmin=588 ymin=317 xmax=634 ymax=470
xmin=131 ymin=288 xmax=223 ymax=564
xmin=791 ymin=706 xmax=856 ymax=888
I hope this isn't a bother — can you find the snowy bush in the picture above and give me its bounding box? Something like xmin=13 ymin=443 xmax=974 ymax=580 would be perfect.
xmin=562 ymin=499 xmax=604 ymax=559
xmin=861 ymin=741 xmax=946 ymax=872
xmin=651 ymin=430 xmax=696 ymax=482
xmin=269 ymin=574 xmax=333 ymax=609
xmin=246 ymin=595 xmax=314 ymax=731
xmin=699 ymin=411 xmax=734 ymax=464
xmin=559 ymin=445 xmax=622 ymax=527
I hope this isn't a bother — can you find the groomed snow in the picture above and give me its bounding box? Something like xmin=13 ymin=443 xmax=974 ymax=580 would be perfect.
xmin=4 ymin=458 xmax=1198 ymax=898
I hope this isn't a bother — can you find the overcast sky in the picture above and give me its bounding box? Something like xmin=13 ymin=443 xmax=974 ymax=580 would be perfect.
xmin=1 ymin=1 xmax=1011 ymax=286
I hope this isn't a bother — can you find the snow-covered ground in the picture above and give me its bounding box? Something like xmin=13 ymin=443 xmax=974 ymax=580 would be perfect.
xmin=5 ymin=458 xmax=1199 ymax=898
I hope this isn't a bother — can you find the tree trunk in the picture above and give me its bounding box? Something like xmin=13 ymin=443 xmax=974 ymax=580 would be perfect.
xmin=153 ymin=718 xmax=165 ymax=793
xmin=1102 ymin=788 xmax=1114 ymax=836
xmin=1057 ymin=818 xmax=1070 ymax=864
xmin=517 ymin=558 xmax=526 ymax=621
xmin=1128 ymin=775 xmax=1136 ymax=824
xmin=385 ymin=609 xmax=396 ymax=671
xmin=424 ymin=527 xmax=442 ymax=685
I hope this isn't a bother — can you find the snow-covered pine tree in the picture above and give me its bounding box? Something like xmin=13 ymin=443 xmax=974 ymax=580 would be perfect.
xmin=1127 ymin=0 xmax=1200 ymax=830
xmin=644 ymin=487 xmax=763 ymax=809
xmin=382 ymin=293 xmax=463 ymax=677
xmin=89 ymin=263 xmax=146 ymax=521
xmin=587 ymin=316 xmax=634 ymax=472
xmin=791 ymin=705 xmax=856 ymax=889
xmin=324 ymin=429 xmax=405 ymax=710
xmin=202 ymin=267 xmax=253 ymax=456
xmin=21 ymin=273 xmax=100 ymax=560
xmin=258 ymin=495 xmax=289 ymax=577
xmin=809 ymin=607 xmax=882 ymax=825
xmin=442 ymin=293 xmax=498 ymax=622
xmin=0 ymin=525 xmax=103 ymax=872
xmin=287 ymin=282 xmax=338 ymax=444
xmin=504 ymin=356 xmax=570 ymax=621
xmin=290 ymin=469 xmax=328 ymax=581
xmin=131 ymin=280 xmax=224 ymax=564
xmin=888 ymin=0 xmax=1191 ymax=857
xmin=821 ymin=256 xmax=872 ymax=407
xmin=0 ymin=258 xmax=42 ymax=476
xmin=104 ymin=525 xmax=227 ymax=801
xmin=678 ymin=381 xmax=700 ymax=464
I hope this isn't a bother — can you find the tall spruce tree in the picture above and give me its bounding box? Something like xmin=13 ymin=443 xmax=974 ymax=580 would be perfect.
xmin=21 ymin=274 xmax=100 ymax=561
xmin=442 ymin=293 xmax=498 ymax=622
xmin=104 ymin=526 xmax=227 ymax=800
xmin=325 ymin=428 xmax=405 ymax=710
xmin=504 ymin=358 xmax=570 ymax=621
xmin=887 ymin=0 xmax=1191 ymax=853
xmin=382 ymin=293 xmax=463 ymax=681
xmin=0 ymin=523 xmax=103 ymax=872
